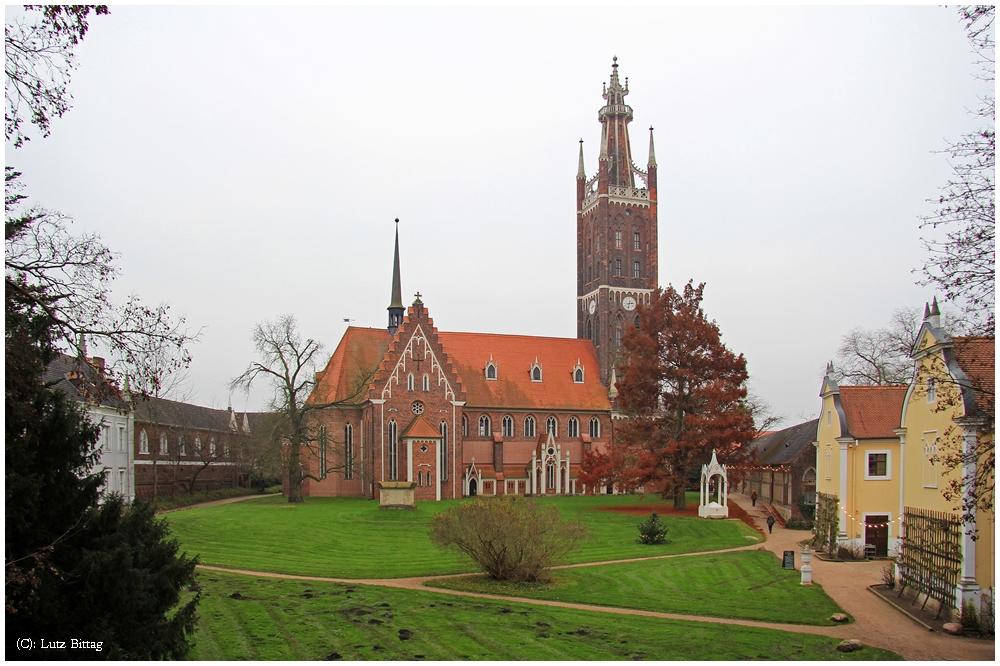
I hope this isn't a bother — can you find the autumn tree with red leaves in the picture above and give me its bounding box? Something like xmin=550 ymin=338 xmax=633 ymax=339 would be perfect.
xmin=581 ymin=282 xmax=757 ymax=509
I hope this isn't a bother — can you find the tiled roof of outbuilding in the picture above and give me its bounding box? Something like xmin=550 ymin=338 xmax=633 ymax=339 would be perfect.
xmin=839 ymin=385 xmax=906 ymax=439
xmin=44 ymin=353 xmax=129 ymax=411
xmin=746 ymin=419 xmax=818 ymax=467
xmin=952 ymin=336 xmax=995 ymax=415
xmin=134 ymin=396 xmax=234 ymax=432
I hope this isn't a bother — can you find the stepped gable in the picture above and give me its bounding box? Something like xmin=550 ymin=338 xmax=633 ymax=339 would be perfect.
xmin=839 ymin=385 xmax=907 ymax=439
xmin=747 ymin=419 xmax=819 ymax=466
xmin=309 ymin=326 xmax=389 ymax=405
xmin=437 ymin=331 xmax=610 ymax=411
xmin=952 ymin=336 xmax=994 ymax=415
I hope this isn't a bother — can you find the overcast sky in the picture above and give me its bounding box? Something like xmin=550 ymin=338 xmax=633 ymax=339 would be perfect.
xmin=7 ymin=4 xmax=988 ymax=423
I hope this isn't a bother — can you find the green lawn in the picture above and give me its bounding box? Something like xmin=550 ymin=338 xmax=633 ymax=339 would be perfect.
xmin=165 ymin=494 xmax=760 ymax=579
xmin=190 ymin=570 xmax=898 ymax=661
xmin=427 ymin=550 xmax=845 ymax=626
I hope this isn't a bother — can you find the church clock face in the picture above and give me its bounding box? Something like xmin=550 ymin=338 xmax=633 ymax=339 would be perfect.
xmin=588 ymin=300 xmax=596 ymax=315
xmin=622 ymin=296 xmax=637 ymax=311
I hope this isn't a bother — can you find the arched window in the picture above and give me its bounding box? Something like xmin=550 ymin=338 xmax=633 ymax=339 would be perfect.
xmin=574 ymin=368 xmax=584 ymax=383
xmin=546 ymin=416 xmax=558 ymax=437
xmin=502 ymin=415 xmax=513 ymax=438
xmin=209 ymin=437 xmax=217 ymax=455
xmin=524 ymin=415 xmax=536 ymax=439
xmin=388 ymin=419 xmax=398 ymax=480
xmin=178 ymin=436 xmax=185 ymax=456
xmin=532 ymin=366 xmax=542 ymax=382
xmin=478 ymin=415 xmax=491 ymax=437
xmin=223 ymin=441 xmax=230 ymax=458
xmin=344 ymin=423 xmax=354 ymax=480
xmin=486 ymin=363 xmax=497 ymax=380
xmin=160 ymin=433 xmax=169 ymax=455
xmin=439 ymin=421 xmax=449 ymax=481
xmin=195 ymin=436 xmax=202 ymax=453
xmin=422 ymin=374 xmax=430 ymax=391
xmin=547 ymin=464 xmax=555 ymax=489
xmin=589 ymin=417 xmax=601 ymax=438
xmin=407 ymin=373 xmax=414 ymax=391
xmin=461 ymin=414 xmax=468 ymax=438
xmin=568 ymin=417 xmax=579 ymax=438
xmin=319 ymin=425 xmax=328 ymax=478
xmin=139 ymin=429 xmax=149 ymax=454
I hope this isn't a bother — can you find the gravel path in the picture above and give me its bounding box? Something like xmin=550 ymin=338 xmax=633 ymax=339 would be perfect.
xmin=194 ymin=493 xmax=995 ymax=660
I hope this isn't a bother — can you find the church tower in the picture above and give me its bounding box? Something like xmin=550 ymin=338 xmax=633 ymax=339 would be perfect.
xmin=577 ymin=57 xmax=658 ymax=384
xmin=387 ymin=220 xmax=404 ymax=335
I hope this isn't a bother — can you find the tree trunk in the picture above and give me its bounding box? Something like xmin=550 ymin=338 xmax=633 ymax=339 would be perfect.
xmin=673 ymin=483 xmax=687 ymax=510
xmin=287 ymin=438 xmax=304 ymax=503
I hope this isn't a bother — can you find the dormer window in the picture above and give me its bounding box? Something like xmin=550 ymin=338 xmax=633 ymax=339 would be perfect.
xmin=573 ymin=359 xmax=585 ymax=383
xmin=485 ymin=357 xmax=498 ymax=381
xmin=530 ymin=358 xmax=542 ymax=382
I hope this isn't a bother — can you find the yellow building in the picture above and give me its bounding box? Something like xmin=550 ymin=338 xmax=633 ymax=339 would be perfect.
xmin=815 ymin=370 xmax=906 ymax=556
xmin=897 ymin=300 xmax=994 ymax=614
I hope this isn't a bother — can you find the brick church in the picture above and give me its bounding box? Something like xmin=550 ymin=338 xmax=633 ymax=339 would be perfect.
xmin=300 ymin=59 xmax=658 ymax=500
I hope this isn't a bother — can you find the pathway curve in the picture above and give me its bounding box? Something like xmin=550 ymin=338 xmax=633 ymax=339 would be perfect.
xmin=158 ymin=492 xmax=275 ymax=514
xmin=195 ymin=495 xmax=994 ymax=661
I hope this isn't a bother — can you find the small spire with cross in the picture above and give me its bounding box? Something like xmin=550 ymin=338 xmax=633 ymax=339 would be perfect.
xmin=413 ymin=291 xmax=423 ymax=305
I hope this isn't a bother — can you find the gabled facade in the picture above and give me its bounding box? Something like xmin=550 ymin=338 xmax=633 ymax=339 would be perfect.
xmin=896 ymin=300 xmax=994 ymax=611
xmin=45 ymin=353 xmax=134 ymax=502
xmin=814 ymin=366 xmax=906 ymax=556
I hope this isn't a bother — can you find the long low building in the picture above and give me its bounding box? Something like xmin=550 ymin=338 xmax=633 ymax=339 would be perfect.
xmin=739 ymin=419 xmax=819 ymax=521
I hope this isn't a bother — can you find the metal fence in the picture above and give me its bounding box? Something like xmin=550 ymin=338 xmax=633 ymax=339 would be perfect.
xmin=898 ymin=506 xmax=962 ymax=618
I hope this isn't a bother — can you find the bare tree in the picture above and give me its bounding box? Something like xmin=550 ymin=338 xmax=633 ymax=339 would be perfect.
xmin=230 ymin=315 xmax=373 ymax=503
xmin=744 ymin=387 xmax=785 ymax=438
xmin=832 ymin=307 xmax=921 ymax=385
xmin=5 ymin=5 xmax=109 ymax=147
xmin=918 ymin=6 xmax=995 ymax=335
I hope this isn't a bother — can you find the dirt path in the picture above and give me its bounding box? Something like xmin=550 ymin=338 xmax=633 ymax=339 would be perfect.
xmin=727 ymin=492 xmax=994 ymax=661
xmin=195 ymin=495 xmax=995 ymax=661
xmin=158 ymin=492 xmax=275 ymax=514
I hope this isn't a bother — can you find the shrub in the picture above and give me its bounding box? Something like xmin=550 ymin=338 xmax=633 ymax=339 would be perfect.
xmin=785 ymin=518 xmax=814 ymax=530
xmin=797 ymin=494 xmax=816 ymax=520
xmin=429 ymin=496 xmax=587 ymax=582
xmin=880 ymin=562 xmax=896 ymax=589
xmin=636 ymin=511 xmax=669 ymax=544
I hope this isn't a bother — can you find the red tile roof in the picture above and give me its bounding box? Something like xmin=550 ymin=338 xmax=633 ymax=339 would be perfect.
xmin=953 ymin=336 xmax=995 ymax=415
xmin=437 ymin=331 xmax=610 ymax=411
xmin=310 ymin=327 xmax=389 ymax=404
xmin=401 ymin=416 xmax=441 ymax=439
xmin=839 ymin=386 xmax=906 ymax=439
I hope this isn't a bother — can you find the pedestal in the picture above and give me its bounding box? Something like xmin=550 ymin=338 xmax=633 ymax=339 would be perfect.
xmin=800 ymin=548 xmax=814 ymax=586
xmin=377 ymin=481 xmax=416 ymax=509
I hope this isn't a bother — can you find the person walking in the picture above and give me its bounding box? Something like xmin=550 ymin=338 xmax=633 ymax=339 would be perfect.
xmin=766 ymin=514 xmax=775 ymax=534
xmin=750 ymin=490 xmax=758 ymax=507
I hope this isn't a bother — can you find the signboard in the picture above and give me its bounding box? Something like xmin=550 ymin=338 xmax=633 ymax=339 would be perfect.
xmin=782 ymin=550 xmax=796 ymax=570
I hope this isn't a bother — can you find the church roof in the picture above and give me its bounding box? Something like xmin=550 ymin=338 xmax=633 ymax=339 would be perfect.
xmin=839 ymin=386 xmax=906 ymax=439
xmin=437 ymin=331 xmax=610 ymax=412
xmin=311 ymin=326 xmax=390 ymax=405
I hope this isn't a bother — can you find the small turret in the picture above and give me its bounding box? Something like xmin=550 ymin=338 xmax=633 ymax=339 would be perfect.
xmin=577 ymin=139 xmax=586 ymax=179
xmin=924 ymin=296 xmax=941 ymax=329
xmin=647 ymin=126 xmax=657 ymax=168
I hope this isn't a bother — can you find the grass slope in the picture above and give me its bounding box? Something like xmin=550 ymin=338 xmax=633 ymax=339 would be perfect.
xmin=190 ymin=571 xmax=897 ymax=661
xmin=428 ymin=550 xmax=845 ymax=626
xmin=166 ymin=494 xmax=760 ymax=578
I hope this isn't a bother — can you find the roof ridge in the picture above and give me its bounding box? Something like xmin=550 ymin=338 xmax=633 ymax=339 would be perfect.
xmin=439 ymin=330 xmax=592 ymax=342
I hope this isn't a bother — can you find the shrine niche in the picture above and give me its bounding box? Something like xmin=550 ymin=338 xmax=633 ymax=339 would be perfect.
xmin=698 ymin=449 xmax=729 ymax=519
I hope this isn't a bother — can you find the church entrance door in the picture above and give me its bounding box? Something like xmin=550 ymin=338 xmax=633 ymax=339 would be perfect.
xmin=469 ymin=478 xmax=477 ymax=497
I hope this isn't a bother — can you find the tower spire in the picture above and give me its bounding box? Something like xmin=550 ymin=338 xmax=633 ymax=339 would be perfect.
xmin=388 ymin=219 xmax=404 ymax=335
xmin=599 ymin=56 xmax=635 ymax=187
xmin=577 ymin=139 xmax=586 ymax=179
xmin=647 ymin=126 xmax=657 ymax=168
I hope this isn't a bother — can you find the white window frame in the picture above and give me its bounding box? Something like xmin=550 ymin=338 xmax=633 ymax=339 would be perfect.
xmin=501 ymin=415 xmax=513 ymax=438
xmin=195 ymin=436 xmax=202 ymax=453
xmin=178 ymin=435 xmax=185 ymax=457
xmin=485 ymin=362 xmax=497 ymax=380
xmin=139 ymin=429 xmax=149 ymax=455
xmin=926 ymin=377 xmax=936 ymax=403
xmin=864 ymin=450 xmax=891 ymax=481
xmin=103 ymin=424 xmax=112 ymax=452
xmin=922 ymin=431 xmax=938 ymax=488
xmin=209 ymin=437 xmax=216 ymax=456
xmin=568 ymin=417 xmax=579 ymax=438
xmin=633 ymin=232 xmax=640 ymax=250
xmin=118 ymin=426 xmax=126 ymax=452
xmin=546 ymin=416 xmax=558 ymax=438
xmin=439 ymin=421 xmax=448 ymax=481
xmin=478 ymin=415 xmax=491 ymax=437
xmin=159 ymin=433 xmax=169 ymax=455
xmin=615 ymin=230 xmax=622 ymax=248
xmin=589 ymin=417 xmax=601 ymax=438
xmin=524 ymin=415 xmax=536 ymax=439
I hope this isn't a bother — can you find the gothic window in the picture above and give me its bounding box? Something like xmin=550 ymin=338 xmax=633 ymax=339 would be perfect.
xmin=633 ymin=261 xmax=640 ymax=278
xmin=524 ymin=415 xmax=536 ymax=439
xmin=532 ymin=366 xmax=542 ymax=381
xmin=634 ymin=232 xmax=640 ymax=250
xmin=574 ymin=368 xmax=584 ymax=383
xmin=388 ymin=419 xmax=398 ymax=481
xmin=344 ymin=423 xmax=354 ymax=479
xmin=195 ymin=436 xmax=202 ymax=453
xmin=423 ymin=374 xmax=430 ymax=391
xmin=407 ymin=373 xmax=414 ymax=391
xmin=502 ymin=415 xmax=513 ymax=438
xmin=568 ymin=417 xmax=579 ymax=438
xmin=614 ymin=259 xmax=622 ymax=277
xmin=589 ymin=417 xmax=601 ymax=438
xmin=485 ymin=361 xmax=497 ymax=380
xmin=224 ymin=440 xmax=229 ymax=458
xmin=546 ymin=416 xmax=558 ymax=437
xmin=478 ymin=414 xmax=491 ymax=437
xmin=440 ymin=421 xmax=449 ymax=480
xmin=615 ymin=327 xmax=622 ymax=347
xmin=210 ymin=437 xmax=216 ymax=455
xmin=319 ymin=425 xmax=328 ymax=478
xmin=546 ymin=464 xmax=555 ymax=489
xmin=417 ymin=472 xmax=422 ymax=487
xmin=615 ymin=231 xmax=622 ymax=248
xmin=139 ymin=430 xmax=149 ymax=454
xmin=160 ymin=433 xmax=169 ymax=455
xmin=462 ymin=414 xmax=468 ymax=438
xmin=178 ymin=436 xmax=185 ymax=456
xmin=427 ymin=471 xmax=433 ymax=487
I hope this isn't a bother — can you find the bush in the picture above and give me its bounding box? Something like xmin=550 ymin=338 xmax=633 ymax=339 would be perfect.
xmin=430 ymin=496 xmax=587 ymax=582
xmin=636 ymin=511 xmax=669 ymax=544
xmin=797 ymin=494 xmax=816 ymax=520
xmin=785 ymin=518 xmax=814 ymax=530
xmin=880 ymin=562 xmax=896 ymax=589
